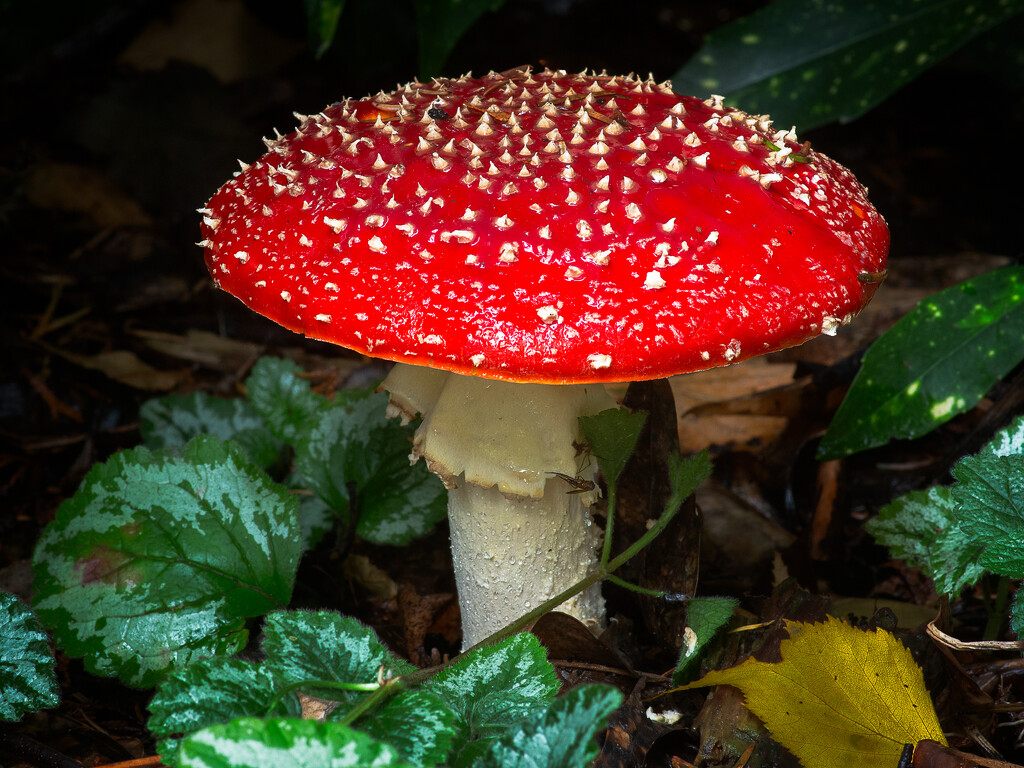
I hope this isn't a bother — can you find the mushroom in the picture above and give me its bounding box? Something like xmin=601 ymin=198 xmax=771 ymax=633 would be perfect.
xmin=200 ymin=67 xmax=889 ymax=649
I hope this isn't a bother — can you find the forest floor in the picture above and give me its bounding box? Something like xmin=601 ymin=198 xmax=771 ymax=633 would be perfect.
xmin=2 ymin=2 xmax=1022 ymax=766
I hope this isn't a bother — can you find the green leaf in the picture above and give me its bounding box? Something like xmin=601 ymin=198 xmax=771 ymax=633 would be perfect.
xmin=579 ymin=409 xmax=648 ymax=488
xmin=296 ymin=487 xmax=336 ymax=550
xmin=426 ymin=633 xmax=559 ymax=757
xmin=261 ymin=611 xmax=415 ymax=707
xmin=472 ymin=684 xmax=623 ymax=768
xmin=304 ymin=0 xmax=346 ymax=59
xmin=355 ymin=689 xmax=456 ymax=767
xmin=672 ymin=596 xmax=739 ymax=686
xmin=451 ymin=738 xmax=493 ymax=768
xmin=667 ymin=450 xmax=713 ymax=507
xmin=1012 ymin=590 xmax=1024 ymax=638
xmin=866 ymin=486 xmax=987 ymax=594
xmin=952 ymin=450 xmax=1024 ymax=580
xmin=672 ymin=0 xmax=1024 ymax=131
xmin=148 ymin=656 xmax=301 ymax=766
xmin=819 ymin=266 xmax=1024 ymax=459
xmin=413 ymin=0 xmax=507 ymax=78
xmin=178 ymin=717 xmax=414 ymax=768
xmin=293 ymin=391 xmax=446 ymax=545
xmin=977 ymin=414 xmax=1024 ymax=460
xmin=246 ymin=357 xmax=326 ymax=445
xmin=245 ymin=356 xmax=445 ymax=544
xmin=32 ymin=436 xmax=301 ymax=688
xmin=150 ymin=612 xmax=431 ymax=765
xmin=0 ymin=592 xmax=59 ymax=721
xmin=140 ymin=392 xmax=282 ymax=471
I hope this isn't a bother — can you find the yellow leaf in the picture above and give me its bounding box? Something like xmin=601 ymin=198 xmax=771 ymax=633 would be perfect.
xmin=674 ymin=616 xmax=946 ymax=768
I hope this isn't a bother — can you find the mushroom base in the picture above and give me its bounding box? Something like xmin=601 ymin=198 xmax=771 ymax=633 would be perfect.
xmin=448 ymin=478 xmax=605 ymax=649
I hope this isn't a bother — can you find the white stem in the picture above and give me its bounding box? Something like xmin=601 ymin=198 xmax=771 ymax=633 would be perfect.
xmin=448 ymin=479 xmax=605 ymax=648
xmin=381 ymin=364 xmax=616 ymax=649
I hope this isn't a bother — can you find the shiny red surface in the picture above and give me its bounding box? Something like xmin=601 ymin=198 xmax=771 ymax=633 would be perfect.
xmin=202 ymin=68 xmax=888 ymax=383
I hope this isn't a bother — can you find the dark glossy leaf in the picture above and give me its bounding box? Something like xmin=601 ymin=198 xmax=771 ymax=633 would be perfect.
xmin=150 ymin=611 xmax=440 ymax=765
xmin=866 ymin=486 xmax=986 ymax=594
xmin=0 ymin=592 xmax=59 ymax=721
xmin=673 ymin=0 xmax=1024 ymax=130
xmin=140 ymin=392 xmax=282 ymax=471
xmin=355 ymin=689 xmax=456 ymax=767
xmin=261 ymin=611 xmax=415 ymax=707
xmin=294 ymin=391 xmax=447 ymax=545
xmin=148 ymin=656 xmax=300 ymax=766
xmin=296 ymin=487 xmax=336 ymax=550
xmin=246 ymin=357 xmax=445 ymax=544
xmin=672 ymin=596 xmax=738 ymax=685
xmin=819 ymin=266 xmax=1024 ymax=459
xmin=246 ymin=357 xmax=326 ymax=445
xmin=426 ymin=633 xmax=559 ymax=757
xmin=32 ymin=436 xmax=300 ymax=688
xmin=471 ymin=684 xmax=623 ymax=768
xmin=452 ymin=738 xmax=493 ymax=768
xmin=952 ymin=416 xmax=1024 ymax=579
xmin=178 ymin=717 xmax=414 ymax=768
xmin=1012 ymin=591 xmax=1024 ymax=637
xmin=580 ymin=409 xmax=647 ymax=488
xmin=413 ymin=0 xmax=507 ymax=78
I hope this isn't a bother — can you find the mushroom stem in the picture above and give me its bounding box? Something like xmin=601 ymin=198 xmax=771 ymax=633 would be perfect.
xmin=447 ymin=477 xmax=604 ymax=648
xmin=381 ymin=363 xmax=616 ymax=649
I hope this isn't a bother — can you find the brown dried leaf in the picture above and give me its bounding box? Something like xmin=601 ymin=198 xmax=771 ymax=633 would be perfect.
xmin=118 ymin=0 xmax=301 ymax=84
xmin=396 ymin=584 xmax=456 ymax=666
xmin=670 ymin=357 xmax=796 ymax=454
xmin=698 ymin=480 xmax=796 ymax=594
xmin=25 ymin=162 xmax=152 ymax=229
xmin=912 ymin=740 xmax=1024 ymax=768
xmin=532 ymin=612 xmax=626 ymax=670
xmin=135 ymin=329 xmax=262 ymax=372
xmin=692 ymin=685 xmax=800 ymax=768
xmin=59 ymin=348 xmax=189 ymax=391
xmin=343 ymin=554 xmax=398 ymax=600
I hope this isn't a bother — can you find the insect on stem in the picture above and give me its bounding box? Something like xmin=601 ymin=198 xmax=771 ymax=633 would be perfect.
xmin=548 ymin=471 xmax=596 ymax=494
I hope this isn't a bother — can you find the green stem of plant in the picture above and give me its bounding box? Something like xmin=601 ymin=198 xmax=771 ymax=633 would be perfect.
xmin=335 ymin=678 xmax=405 ymax=726
xmin=982 ymin=574 xmax=1011 ymax=641
xmin=600 ymin=485 xmax=617 ymax=567
xmin=265 ymin=678 xmax=383 ymax=715
xmin=604 ymin=573 xmax=666 ymax=597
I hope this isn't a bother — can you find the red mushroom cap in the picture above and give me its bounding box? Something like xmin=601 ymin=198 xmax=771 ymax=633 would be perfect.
xmin=201 ymin=67 xmax=888 ymax=384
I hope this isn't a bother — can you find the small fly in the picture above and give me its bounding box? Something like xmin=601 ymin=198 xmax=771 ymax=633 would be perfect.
xmin=549 ymin=472 xmax=596 ymax=494
xmin=550 ymin=444 xmax=595 ymax=493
